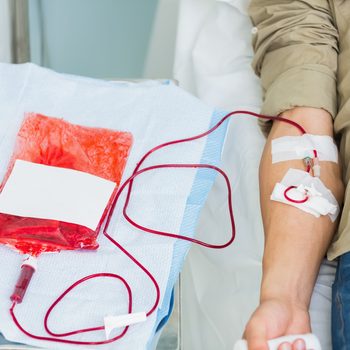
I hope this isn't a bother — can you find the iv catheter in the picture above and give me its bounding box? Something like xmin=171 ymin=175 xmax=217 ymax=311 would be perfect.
xmin=8 ymin=110 xmax=319 ymax=346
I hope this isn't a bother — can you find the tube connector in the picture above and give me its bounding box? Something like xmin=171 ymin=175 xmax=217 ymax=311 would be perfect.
xmin=303 ymin=156 xmax=313 ymax=168
xmin=10 ymin=256 xmax=37 ymax=304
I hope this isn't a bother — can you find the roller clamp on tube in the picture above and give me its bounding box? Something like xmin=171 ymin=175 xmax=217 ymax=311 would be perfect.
xmin=233 ymin=333 xmax=321 ymax=350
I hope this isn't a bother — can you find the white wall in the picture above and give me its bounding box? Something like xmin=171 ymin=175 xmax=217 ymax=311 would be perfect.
xmin=0 ymin=0 xmax=12 ymax=62
xmin=1 ymin=0 xmax=180 ymax=78
xmin=28 ymin=0 xmax=159 ymax=79
xmin=143 ymin=0 xmax=180 ymax=79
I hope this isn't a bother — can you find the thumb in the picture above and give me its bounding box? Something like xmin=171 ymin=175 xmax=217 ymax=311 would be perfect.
xmin=244 ymin=321 xmax=269 ymax=350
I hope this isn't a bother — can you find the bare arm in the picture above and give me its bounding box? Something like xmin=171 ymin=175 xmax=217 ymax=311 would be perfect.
xmin=246 ymin=1 xmax=341 ymax=346
xmin=244 ymin=107 xmax=344 ymax=350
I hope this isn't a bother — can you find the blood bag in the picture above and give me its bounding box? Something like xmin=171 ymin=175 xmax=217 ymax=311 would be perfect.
xmin=0 ymin=113 xmax=133 ymax=256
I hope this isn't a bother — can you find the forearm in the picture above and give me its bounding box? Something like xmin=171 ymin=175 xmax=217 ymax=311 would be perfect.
xmin=259 ymin=107 xmax=344 ymax=308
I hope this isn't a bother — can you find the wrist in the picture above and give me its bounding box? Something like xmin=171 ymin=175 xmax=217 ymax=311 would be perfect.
xmin=259 ymin=266 xmax=315 ymax=309
xmin=259 ymin=295 xmax=310 ymax=316
xmin=260 ymin=286 xmax=310 ymax=310
xmin=259 ymin=247 xmax=319 ymax=309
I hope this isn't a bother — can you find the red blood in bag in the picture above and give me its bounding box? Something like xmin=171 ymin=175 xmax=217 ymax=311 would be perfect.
xmin=0 ymin=113 xmax=133 ymax=256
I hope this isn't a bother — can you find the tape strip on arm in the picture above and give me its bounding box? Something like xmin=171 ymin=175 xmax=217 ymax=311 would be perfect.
xmin=271 ymin=134 xmax=338 ymax=164
xmin=270 ymin=168 xmax=340 ymax=222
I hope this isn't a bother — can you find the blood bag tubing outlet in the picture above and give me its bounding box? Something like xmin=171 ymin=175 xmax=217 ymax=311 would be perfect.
xmin=11 ymin=256 xmax=37 ymax=303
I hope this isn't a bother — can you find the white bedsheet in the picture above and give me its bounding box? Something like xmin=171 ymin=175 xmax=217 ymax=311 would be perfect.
xmin=173 ymin=0 xmax=336 ymax=349
xmin=0 ymin=63 xmax=223 ymax=350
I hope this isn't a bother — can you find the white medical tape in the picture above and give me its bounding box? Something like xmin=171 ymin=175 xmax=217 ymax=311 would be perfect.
xmin=233 ymin=333 xmax=321 ymax=350
xmin=104 ymin=312 xmax=147 ymax=339
xmin=270 ymin=168 xmax=339 ymax=222
xmin=271 ymin=134 xmax=338 ymax=164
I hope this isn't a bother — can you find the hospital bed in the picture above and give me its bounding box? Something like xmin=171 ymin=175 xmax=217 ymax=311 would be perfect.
xmin=173 ymin=0 xmax=336 ymax=349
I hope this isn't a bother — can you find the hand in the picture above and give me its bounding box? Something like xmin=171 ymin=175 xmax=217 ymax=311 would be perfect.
xmin=243 ymin=299 xmax=311 ymax=350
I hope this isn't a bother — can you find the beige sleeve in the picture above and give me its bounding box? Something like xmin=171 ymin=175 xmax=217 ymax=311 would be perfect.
xmin=248 ymin=0 xmax=339 ymax=127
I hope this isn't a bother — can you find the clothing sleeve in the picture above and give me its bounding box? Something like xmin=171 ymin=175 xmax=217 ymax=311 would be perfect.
xmin=248 ymin=0 xmax=339 ymax=123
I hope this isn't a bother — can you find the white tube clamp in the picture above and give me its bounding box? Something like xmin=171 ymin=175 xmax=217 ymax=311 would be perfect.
xmin=104 ymin=312 xmax=147 ymax=339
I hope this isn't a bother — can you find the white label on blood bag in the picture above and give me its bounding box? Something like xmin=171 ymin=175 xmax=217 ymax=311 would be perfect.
xmin=0 ymin=160 xmax=116 ymax=230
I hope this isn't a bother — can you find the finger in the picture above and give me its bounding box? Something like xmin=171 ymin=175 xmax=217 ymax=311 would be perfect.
xmin=292 ymin=338 xmax=306 ymax=350
xmin=277 ymin=342 xmax=292 ymax=350
xmin=244 ymin=322 xmax=269 ymax=350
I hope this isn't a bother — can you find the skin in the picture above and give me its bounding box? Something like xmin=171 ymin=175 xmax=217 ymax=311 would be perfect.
xmin=243 ymin=107 xmax=344 ymax=350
